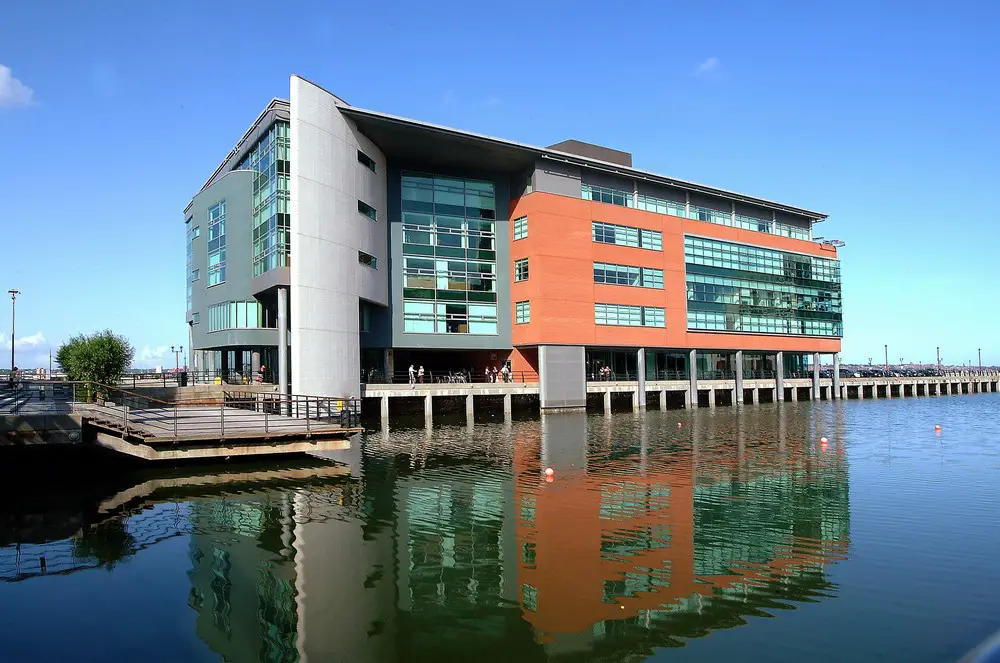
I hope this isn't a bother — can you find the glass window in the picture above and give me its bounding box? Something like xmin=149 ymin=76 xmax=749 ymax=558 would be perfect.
xmin=358 ymin=251 xmax=377 ymax=268
xmin=236 ymin=121 xmax=290 ymax=277
xmin=192 ymin=312 xmax=200 ymax=324
xmin=592 ymin=221 xmax=661 ymax=251
xmin=207 ymin=200 xmax=226 ymax=286
xmin=684 ymin=236 xmax=842 ymax=337
xmin=643 ymin=307 xmax=666 ymax=327
xmin=357 ymin=149 xmax=377 ymax=173
xmin=595 ymin=303 xmax=642 ymax=327
xmin=582 ymin=183 xmax=636 ymax=208
xmin=516 ymin=301 xmax=530 ymax=324
xmin=191 ymin=269 xmax=200 ymax=281
xmin=593 ymin=262 xmax=663 ymax=289
xmin=513 ymin=216 xmax=528 ymax=240
xmin=358 ymin=200 xmax=377 ymax=221
xmin=401 ymin=173 xmax=499 ymax=334
xmin=514 ymin=258 xmax=529 ymax=282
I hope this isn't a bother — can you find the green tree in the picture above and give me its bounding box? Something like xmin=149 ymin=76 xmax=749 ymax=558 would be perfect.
xmin=56 ymin=330 xmax=135 ymax=385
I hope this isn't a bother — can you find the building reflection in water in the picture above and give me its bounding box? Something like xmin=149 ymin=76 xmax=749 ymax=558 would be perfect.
xmin=2 ymin=406 xmax=849 ymax=661
xmin=514 ymin=408 xmax=850 ymax=657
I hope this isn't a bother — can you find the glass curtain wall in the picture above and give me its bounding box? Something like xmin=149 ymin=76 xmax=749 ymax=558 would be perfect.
xmin=207 ymin=201 xmax=226 ymax=286
xmin=236 ymin=122 xmax=291 ymax=277
xmin=401 ymin=173 xmax=498 ymax=335
xmin=685 ymin=237 xmax=842 ymax=337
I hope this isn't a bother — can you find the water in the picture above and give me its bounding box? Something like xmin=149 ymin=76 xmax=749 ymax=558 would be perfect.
xmin=2 ymin=395 xmax=1000 ymax=662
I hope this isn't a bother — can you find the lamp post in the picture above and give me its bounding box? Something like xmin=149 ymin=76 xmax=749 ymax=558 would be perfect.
xmin=170 ymin=345 xmax=183 ymax=374
xmin=8 ymin=290 xmax=19 ymax=376
xmin=979 ymin=348 xmax=982 ymax=372
xmin=884 ymin=344 xmax=888 ymax=372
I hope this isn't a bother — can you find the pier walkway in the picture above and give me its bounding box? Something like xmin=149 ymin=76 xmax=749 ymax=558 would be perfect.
xmin=1 ymin=382 xmax=362 ymax=461
xmin=363 ymin=372 xmax=1000 ymax=424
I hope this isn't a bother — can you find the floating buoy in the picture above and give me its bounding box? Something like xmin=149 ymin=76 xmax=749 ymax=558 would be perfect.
xmin=545 ymin=475 xmax=554 ymax=483
xmin=935 ymin=425 xmax=942 ymax=432
xmin=677 ymin=422 xmax=683 ymax=428
xmin=544 ymin=467 xmax=554 ymax=477
xmin=620 ymin=605 xmax=625 ymax=610
xmin=820 ymin=436 xmax=829 ymax=444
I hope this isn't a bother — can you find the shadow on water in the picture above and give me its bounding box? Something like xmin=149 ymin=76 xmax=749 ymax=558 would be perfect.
xmin=0 ymin=403 xmax=856 ymax=662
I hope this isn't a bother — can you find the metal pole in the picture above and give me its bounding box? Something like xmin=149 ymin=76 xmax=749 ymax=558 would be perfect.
xmin=979 ymin=348 xmax=982 ymax=371
xmin=8 ymin=290 xmax=19 ymax=375
xmin=884 ymin=344 xmax=888 ymax=372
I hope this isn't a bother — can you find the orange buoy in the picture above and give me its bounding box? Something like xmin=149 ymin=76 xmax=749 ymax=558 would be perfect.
xmin=544 ymin=467 xmax=554 ymax=477
xmin=820 ymin=436 xmax=829 ymax=444
xmin=545 ymin=475 xmax=554 ymax=483
xmin=935 ymin=425 xmax=942 ymax=432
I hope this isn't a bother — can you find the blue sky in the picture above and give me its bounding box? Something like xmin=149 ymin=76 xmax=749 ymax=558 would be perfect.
xmin=1 ymin=1 xmax=998 ymax=368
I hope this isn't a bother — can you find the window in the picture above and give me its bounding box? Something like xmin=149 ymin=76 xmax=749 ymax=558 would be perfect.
xmin=592 ymin=221 xmax=661 ymax=251
xmin=191 ymin=269 xmax=200 ymax=281
xmin=516 ymin=301 xmax=530 ymax=324
xmin=192 ymin=312 xmax=200 ymax=324
xmin=582 ymin=183 xmax=635 ymax=208
xmin=360 ymin=303 xmax=371 ymax=332
xmin=402 ymin=300 xmax=498 ymax=335
xmin=684 ymin=236 xmax=842 ymax=337
xmin=358 ymin=251 xmax=377 ymax=268
xmin=207 ymin=200 xmax=226 ymax=286
xmin=238 ymin=121 xmax=290 ymax=277
xmin=636 ymin=193 xmax=686 ymax=218
xmin=595 ymin=303 xmax=665 ymax=327
xmin=593 ymin=262 xmax=663 ymax=289
xmin=358 ymin=200 xmax=377 ymax=221
xmin=400 ymin=173 xmax=499 ymax=332
xmin=513 ymin=216 xmax=528 ymax=240
xmin=207 ymin=301 xmax=269 ymax=332
xmin=192 ymin=226 xmax=200 ymax=238
xmin=357 ymin=149 xmax=377 ymax=173
xmin=514 ymin=258 xmax=529 ymax=282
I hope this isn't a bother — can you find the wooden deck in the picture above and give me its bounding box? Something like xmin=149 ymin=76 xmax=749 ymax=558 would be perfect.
xmin=79 ymin=403 xmax=363 ymax=461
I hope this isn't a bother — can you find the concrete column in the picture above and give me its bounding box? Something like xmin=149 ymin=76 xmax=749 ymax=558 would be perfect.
xmin=384 ymin=348 xmax=394 ymax=381
xmin=946 ymin=382 xmax=952 ymax=395
xmin=603 ymin=390 xmax=612 ymax=415
xmin=631 ymin=389 xmax=639 ymax=411
xmin=636 ymin=348 xmax=646 ymax=409
xmin=775 ymin=351 xmax=785 ymax=401
xmin=424 ymin=393 xmax=433 ymax=424
xmin=682 ymin=387 xmax=691 ymax=409
xmin=750 ymin=388 xmax=759 ymax=404
xmin=790 ymin=386 xmax=798 ymax=401
xmin=466 ymin=394 xmax=474 ymax=421
xmin=707 ymin=388 xmax=716 ymax=408
xmin=251 ymin=351 xmax=261 ymax=380
xmin=380 ymin=395 xmax=389 ymax=419
xmin=277 ymin=287 xmax=289 ymax=399
xmin=832 ymin=353 xmax=841 ymax=399
xmin=503 ymin=393 xmax=512 ymax=420
xmin=688 ymin=349 xmax=698 ymax=409
xmin=659 ymin=390 xmax=667 ymax=410
xmin=812 ymin=352 xmax=820 ymax=400
xmin=857 ymin=385 xmax=864 ymax=400
xmin=734 ymin=350 xmax=744 ymax=404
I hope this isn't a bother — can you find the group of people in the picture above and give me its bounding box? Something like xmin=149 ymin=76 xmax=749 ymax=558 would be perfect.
xmin=595 ymin=365 xmax=615 ymax=381
xmin=407 ymin=364 xmax=426 ymax=385
xmin=484 ymin=364 xmax=512 ymax=383
xmin=406 ymin=363 xmax=512 ymax=385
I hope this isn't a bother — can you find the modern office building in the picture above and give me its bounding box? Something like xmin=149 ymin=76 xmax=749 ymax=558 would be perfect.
xmin=185 ymin=75 xmax=842 ymax=405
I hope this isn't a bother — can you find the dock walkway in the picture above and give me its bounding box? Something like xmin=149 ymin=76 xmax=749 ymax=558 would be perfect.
xmin=1 ymin=382 xmax=363 ymax=461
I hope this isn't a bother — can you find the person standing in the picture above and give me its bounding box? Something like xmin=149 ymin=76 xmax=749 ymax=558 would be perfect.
xmin=418 ymin=365 xmax=425 ymax=384
xmin=408 ymin=364 xmax=416 ymax=386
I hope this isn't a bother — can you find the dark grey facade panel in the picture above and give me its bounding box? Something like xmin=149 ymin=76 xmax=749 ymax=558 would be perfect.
xmin=532 ymin=159 xmax=582 ymax=198
xmin=546 ymin=139 xmax=632 ymax=167
xmin=579 ymin=169 xmax=634 ymax=192
xmin=636 ymin=179 xmax=686 ymax=204
xmin=386 ymin=162 xmax=512 ymax=350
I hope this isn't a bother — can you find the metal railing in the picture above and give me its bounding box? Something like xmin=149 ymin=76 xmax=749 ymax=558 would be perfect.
xmin=1 ymin=381 xmax=361 ymax=439
xmin=364 ymin=369 xmax=537 ymax=385
xmin=116 ymin=370 xmax=276 ymax=389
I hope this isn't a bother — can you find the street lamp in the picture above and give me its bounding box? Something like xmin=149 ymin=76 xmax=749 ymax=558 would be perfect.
xmin=884 ymin=344 xmax=888 ymax=372
xmin=170 ymin=345 xmax=184 ymax=373
xmin=979 ymin=348 xmax=982 ymax=372
xmin=7 ymin=290 xmax=19 ymax=375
